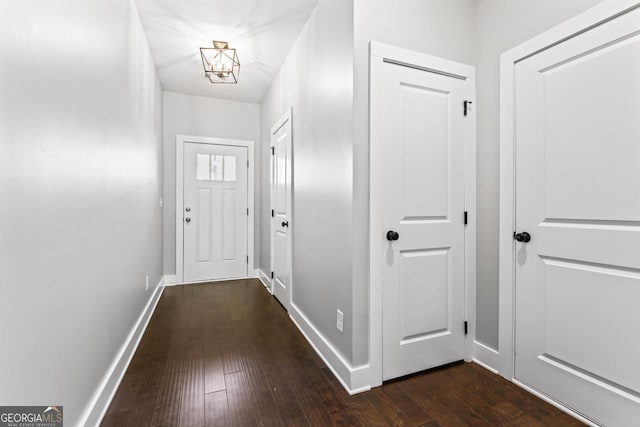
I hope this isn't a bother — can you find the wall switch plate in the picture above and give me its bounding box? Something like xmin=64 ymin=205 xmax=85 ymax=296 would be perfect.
xmin=336 ymin=309 xmax=344 ymax=333
xmin=145 ymin=275 xmax=149 ymax=291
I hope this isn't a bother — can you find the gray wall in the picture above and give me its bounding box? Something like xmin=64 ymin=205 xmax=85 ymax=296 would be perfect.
xmin=0 ymin=1 xmax=163 ymax=425
xmin=260 ymin=0 xmax=355 ymax=362
xmin=162 ymin=91 xmax=261 ymax=275
xmin=352 ymin=0 xmax=476 ymax=365
xmin=473 ymin=0 xmax=605 ymax=350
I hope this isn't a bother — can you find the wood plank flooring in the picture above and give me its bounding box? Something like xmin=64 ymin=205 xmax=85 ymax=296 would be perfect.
xmin=102 ymin=279 xmax=583 ymax=426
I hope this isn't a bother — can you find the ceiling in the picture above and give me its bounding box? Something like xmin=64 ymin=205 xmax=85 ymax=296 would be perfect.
xmin=135 ymin=0 xmax=318 ymax=104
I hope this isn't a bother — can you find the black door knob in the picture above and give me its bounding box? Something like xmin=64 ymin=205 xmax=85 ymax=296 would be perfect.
xmin=281 ymin=221 xmax=289 ymax=228
xmin=386 ymin=230 xmax=400 ymax=241
xmin=514 ymin=232 xmax=531 ymax=242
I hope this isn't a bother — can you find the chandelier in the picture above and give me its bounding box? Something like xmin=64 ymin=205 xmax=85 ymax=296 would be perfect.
xmin=200 ymin=41 xmax=240 ymax=84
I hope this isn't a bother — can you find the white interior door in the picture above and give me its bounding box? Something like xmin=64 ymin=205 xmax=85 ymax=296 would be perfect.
xmin=183 ymin=142 xmax=248 ymax=282
xmin=514 ymin=7 xmax=640 ymax=426
xmin=271 ymin=110 xmax=292 ymax=311
xmin=371 ymin=54 xmax=471 ymax=380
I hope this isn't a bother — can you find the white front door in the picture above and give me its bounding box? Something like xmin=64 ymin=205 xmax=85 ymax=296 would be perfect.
xmin=183 ymin=142 xmax=248 ymax=282
xmin=271 ymin=110 xmax=292 ymax=311
xmin=514 ymin=6 xmax=640 ymax=425
xmin=371 ymin=53 xmax=472 ymax=380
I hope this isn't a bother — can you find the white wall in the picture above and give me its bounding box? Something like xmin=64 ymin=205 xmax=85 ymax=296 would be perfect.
xmin=352 ymin=0 xmax=476 ymax=366
xmin=473 ymin=0 xmax=605 ymax=350
xmin=0 ymin=1 xmax=163 ymax=425
xmin=260 ymin=0 xmax=355 ymax=362
xmin=162 ymin=91 xmax=261 ymax=275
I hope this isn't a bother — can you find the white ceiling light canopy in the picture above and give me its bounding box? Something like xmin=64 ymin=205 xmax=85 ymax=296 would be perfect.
xmin=200 ymin=40 xmax=240 ymax=84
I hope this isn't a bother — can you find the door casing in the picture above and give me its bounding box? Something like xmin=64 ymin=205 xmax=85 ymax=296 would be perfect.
xmin=369 ymin=41 xmax=477 ymax=387
xmin=175 ymin=135 xmax=255 ymax=284
xmin=498 ymin=0 xmax=640 ymax=423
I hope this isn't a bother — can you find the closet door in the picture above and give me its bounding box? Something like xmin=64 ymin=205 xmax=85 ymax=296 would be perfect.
xmin=514 ymin=6 xmax=640 ymax=425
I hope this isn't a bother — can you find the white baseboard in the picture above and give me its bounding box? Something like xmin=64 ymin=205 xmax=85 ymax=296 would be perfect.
xmin=257 ymin=269 xmax=272 ymax=292
xmin=80 ymin=276 xmax=165 ymax=427
xmin=288 ymin=303 xmax=371 ymax=395
xmin=472 ymin=340 xmax=500 ymax=374
xmin=164 ymin=273 xmax=265 ymax=287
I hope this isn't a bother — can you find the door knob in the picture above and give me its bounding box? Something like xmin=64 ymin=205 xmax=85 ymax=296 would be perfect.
xmin=185 ymin=217 xmax=191 ymax=223
xmin=386 ymin=230 xmax=400 ymax=241
xmin=281 ymin=221 xmax=289 ymax=227
xmin=514 ymin=231 xmax=531 ymax=242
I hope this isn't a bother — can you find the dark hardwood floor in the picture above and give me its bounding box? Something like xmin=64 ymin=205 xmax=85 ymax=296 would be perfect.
xmin=102 ymin=279 xmax=583 ymax=427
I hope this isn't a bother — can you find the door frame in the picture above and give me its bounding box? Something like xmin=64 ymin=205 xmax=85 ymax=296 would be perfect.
xmin=269 ymin=108 xmax=293 ymax=306
xmin=369 ymin=41 xmax=477 ymax=386
xmin=498 ymin=0 xmax=640 ymax=408
xmin=175 ymin=134 xmax=255 ymax=284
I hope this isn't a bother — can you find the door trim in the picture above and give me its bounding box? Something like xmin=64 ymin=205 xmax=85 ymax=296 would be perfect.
xmin=269 ymin=108 xmax=293 ymax=304
xmin=498 ymin=0 xmax=640 ymax=386
xmin=175 ymin=134 xmax=255 ymax=284
xmin=369 ymin=41 xmax=477 ymax=387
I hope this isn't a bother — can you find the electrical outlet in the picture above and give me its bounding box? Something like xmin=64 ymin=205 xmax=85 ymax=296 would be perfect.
xmin=145 ymin=275 xmax=149 ymax=291
xmin=336 ymin=309 xmax=344 ymax=333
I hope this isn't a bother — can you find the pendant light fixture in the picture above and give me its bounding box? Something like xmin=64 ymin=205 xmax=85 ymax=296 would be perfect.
xmin=200 ymin=41 xmax=240 ymax=84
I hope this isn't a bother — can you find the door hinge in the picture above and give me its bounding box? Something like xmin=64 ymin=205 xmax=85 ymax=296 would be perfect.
xmin=464 ymin=211 xmax=468 ymax=225
xmin=271 ymin=209 xmax=274 ymax=217
xmin=246 ymin=255 xmax=249 ymax=263
xmin=271 ymin=146 xmax=275 ymax=155
xmin=464 ymin=321 xmax=468 ymax=335
xmin=247 ymin=208 xmax=249 ymax=216
xmin=247 ymin=160 xmax=249 ymax=168
xmin=271 ymin=271 xmax=274 ymax=279
xmin=463 ymin=100 xmax=473 ymax=117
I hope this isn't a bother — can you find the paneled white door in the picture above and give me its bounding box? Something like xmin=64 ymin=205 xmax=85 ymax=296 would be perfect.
xmin=372 ymin=55 xmax=471 ymax=380
xmin=271 ymin=110 xmax=292 ymax=311
xmin=514 ymin=6 xmax=640 ymax=425
xmin=183 ymin=142 xmax=248 ymax=282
